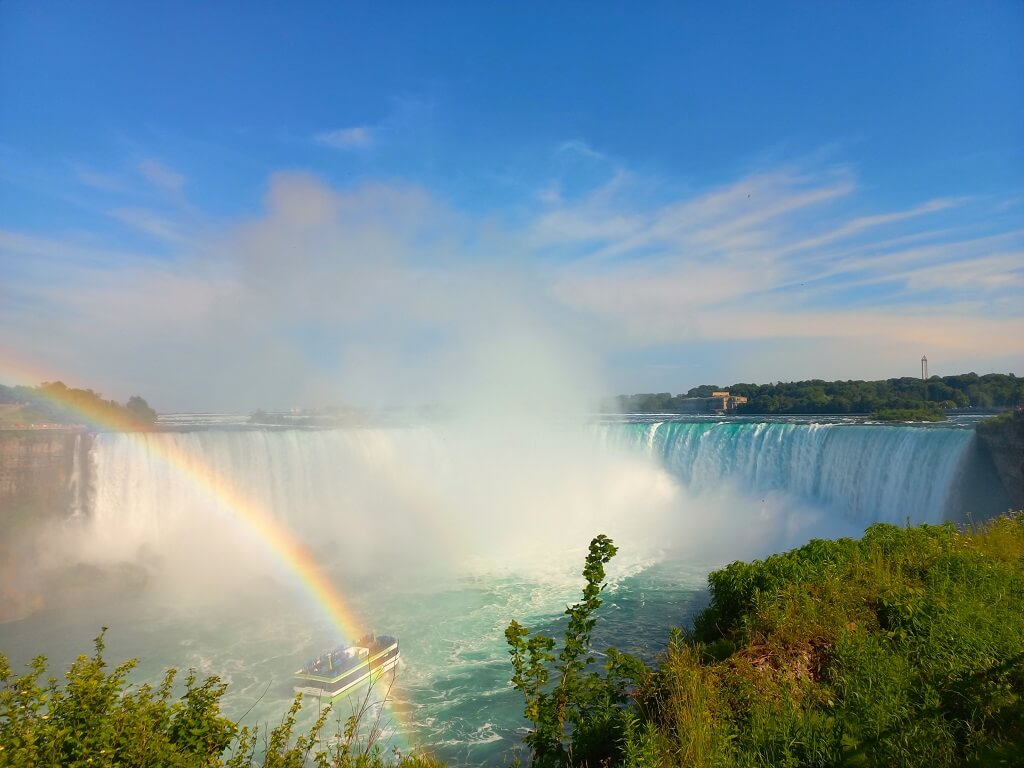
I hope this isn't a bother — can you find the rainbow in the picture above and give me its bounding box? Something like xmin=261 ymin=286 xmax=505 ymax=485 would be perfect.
xmin=1 ymin=362 xmax=419 ymax=752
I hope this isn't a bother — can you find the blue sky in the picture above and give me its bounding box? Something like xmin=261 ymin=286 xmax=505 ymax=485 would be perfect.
xmin=1 ymin=2 xmax=1022 ymax=410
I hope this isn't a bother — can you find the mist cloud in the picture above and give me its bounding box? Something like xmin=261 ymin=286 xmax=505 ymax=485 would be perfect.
xmin=1 ymin=160 xmax=1021 ymax=409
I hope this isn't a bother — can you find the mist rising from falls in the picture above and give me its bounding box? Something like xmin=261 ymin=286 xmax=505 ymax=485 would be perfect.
xmin=79 ymin=425 xmax=681 ymax=597
xmin=71 ymin=419 xmax=1000 ymax=603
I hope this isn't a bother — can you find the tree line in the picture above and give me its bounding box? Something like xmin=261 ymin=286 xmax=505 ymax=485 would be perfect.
xmin=0 ymin=381 xmax=157 ymax=429
xmin=611 ymin=372 xmax=1023 ymax=415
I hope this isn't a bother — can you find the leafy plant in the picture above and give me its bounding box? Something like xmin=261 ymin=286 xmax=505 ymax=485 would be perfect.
xmin=505 ymin=535 xmax=650 ymax=767
xmin=0 ymin=629 xmax=436 ymax=768
xmin=0 ymin=629 xmax=237 ymax=767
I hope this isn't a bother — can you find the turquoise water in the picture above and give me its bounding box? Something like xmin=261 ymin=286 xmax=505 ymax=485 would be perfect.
xmin=0 ymin=552 xmax=710 ymax=765
xmin=0 ymin=417 xmax=1002 ymax=764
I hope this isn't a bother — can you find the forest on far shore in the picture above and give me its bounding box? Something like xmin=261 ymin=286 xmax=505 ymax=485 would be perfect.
xmin=612 ymin=372 xmax=1023 ymax=415
xmin=0 ymin=381 xmax=157 ymax=429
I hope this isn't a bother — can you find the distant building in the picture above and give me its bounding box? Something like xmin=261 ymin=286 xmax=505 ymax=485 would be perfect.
xmin=711 ymin=391 xmax=747 ymax=412
xmin=673 ymin=391 xmax=748 ymax=413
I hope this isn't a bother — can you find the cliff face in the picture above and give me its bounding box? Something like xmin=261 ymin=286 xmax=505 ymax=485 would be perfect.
xmin=0 ymin=430 xmax=92 ymax=623
xmin=0 ymin=430 xmax=89 ymax=526
xmin=977 ymin=413 xmax=1024 ymax=511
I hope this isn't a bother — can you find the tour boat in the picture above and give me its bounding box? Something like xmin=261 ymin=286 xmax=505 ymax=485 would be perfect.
xmin=294 ymin=634 xmax=400 ymax=698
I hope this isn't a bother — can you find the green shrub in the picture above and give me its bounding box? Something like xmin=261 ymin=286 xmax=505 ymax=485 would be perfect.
xmin=505 ymin=535 xmax=653 ymax=767
xmin=0 ymin=629 xmax=438 ymax=768
xmin=676 ymin=514 xmax=1024 ymax=767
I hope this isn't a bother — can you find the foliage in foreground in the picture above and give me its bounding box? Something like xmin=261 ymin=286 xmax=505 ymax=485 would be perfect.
xmin=0 ymin=631 xmax=439 ymax=768
xmin=507 ymin=516 xmax=1024 ymax=767
xmin=505 ymin=536 xmax=653 ymax=768
xmin=674 ymin=515 xmax=1024 ymax=767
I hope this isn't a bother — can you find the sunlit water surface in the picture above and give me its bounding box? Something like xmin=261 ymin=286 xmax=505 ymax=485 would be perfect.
xmin=1 ymin=555 xmax=711 ymax=765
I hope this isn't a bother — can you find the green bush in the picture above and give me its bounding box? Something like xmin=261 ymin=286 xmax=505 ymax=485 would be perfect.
xmin=0 ymin=630 xmax=439 ymax=768
xmin=654 ymin=515 xmax=1024 ymax=767
xmin=508 ymin=517 xmax=1024 ymax=766
xmin=505 ymin=535 xmax=653 ymax=768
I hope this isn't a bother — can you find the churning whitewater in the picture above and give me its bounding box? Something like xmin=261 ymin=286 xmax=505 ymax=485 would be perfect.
xmin=597 ymin=420 xmax=984 ymax=524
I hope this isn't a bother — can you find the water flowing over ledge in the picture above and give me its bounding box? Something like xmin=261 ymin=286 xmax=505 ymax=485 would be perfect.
xmin=595 ymin=420 xmax=1007 ymax=525
xmin=77 ymin=420 xmax=1010 ymax=561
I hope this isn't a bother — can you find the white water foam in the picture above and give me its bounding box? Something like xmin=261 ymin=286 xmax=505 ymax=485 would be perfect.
xmin=598 ymin=420 xmax=980 ymax=525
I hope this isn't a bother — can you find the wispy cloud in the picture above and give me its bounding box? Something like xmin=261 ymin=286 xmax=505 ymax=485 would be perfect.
xmin=532 ymin=168 xmax=853 ymax=262
xmin=537 ymin=180 xmax=562 ymax=205
xmin=557 ymin=140 xmax=605 ymax=161
xmin=792 ymin=228 xmax=1024 ymax=290
xmin=544 ymin=164 xmax=1023 ymax=373
xmin=138 ymin=159 xmax=186 ymax=193
xmin=74 ymin=167 xmax=126 ymax=192
xmin=779 ymin=198 xmax=959 ymax=255
xmin=108 ymin=207 xmax=183 ymax=242
xmin=0 ymin=228 xmax=149 ymax=267
xmin=315 ymin=125 xmax=375 ymax=150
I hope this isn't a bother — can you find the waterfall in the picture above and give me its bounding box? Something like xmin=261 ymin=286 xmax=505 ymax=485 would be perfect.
xmin=79 ymin=421 xmax=1002 ymax=577
xmin=84 ymin=428 xmax=452 ymax=569
xmin=597 ymin=421 xmax=991 ymax=525
xmin=67 ymin=433 xmax=85 ymax=518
